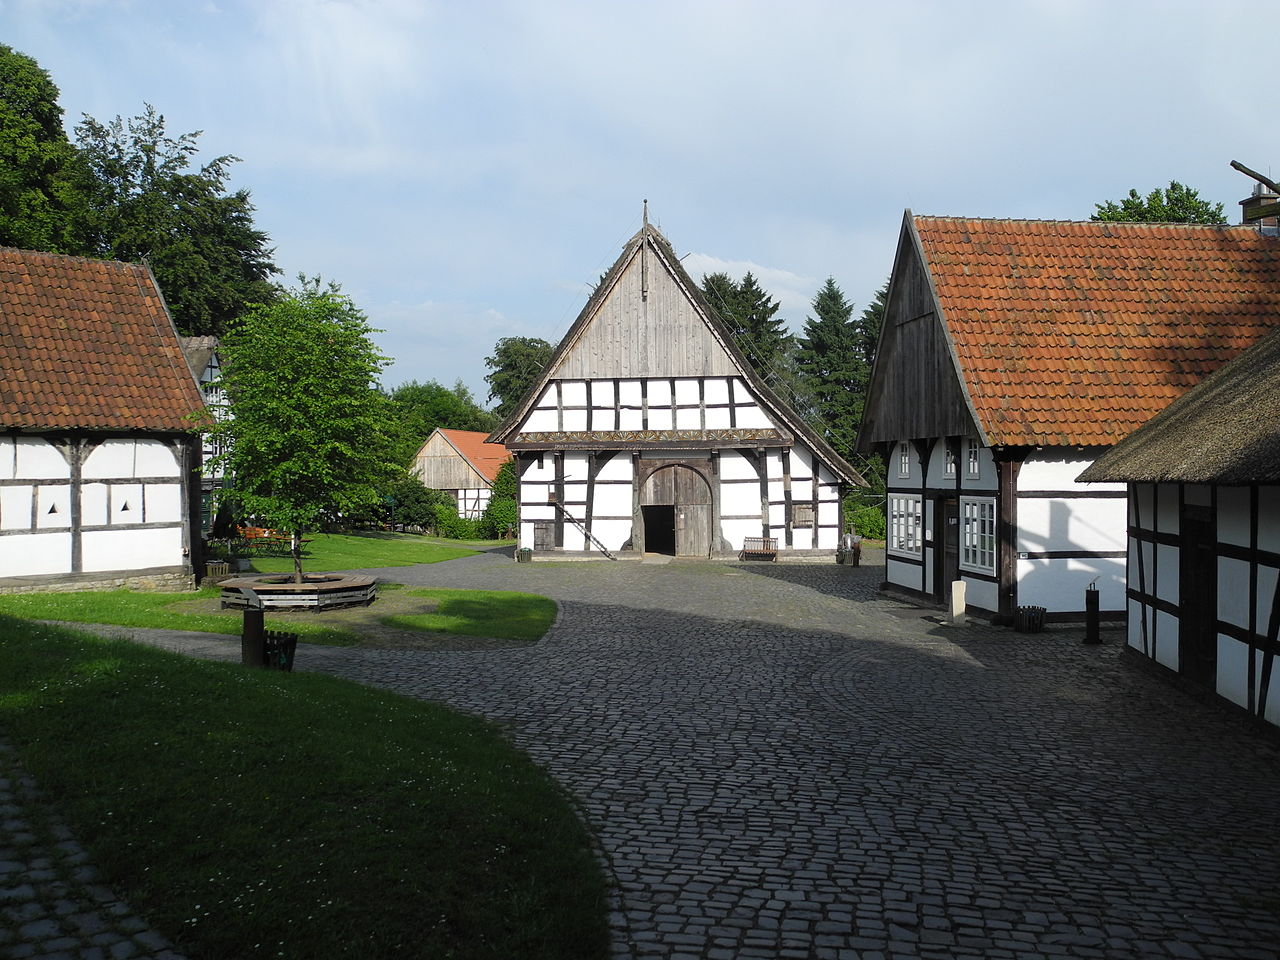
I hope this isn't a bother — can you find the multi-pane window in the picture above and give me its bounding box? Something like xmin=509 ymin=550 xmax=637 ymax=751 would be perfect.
xmin=898 ymin=442 xmax=912 ymax=478
xmin=944 ymin=444 xmax=957 ymax=475
xmin=888 ymin=494 xmax=923 ymax=556
xmin=960 ymin=497 xmax=996 ymax=573
xmin=967 ymin=440 xmax=981 ymax=477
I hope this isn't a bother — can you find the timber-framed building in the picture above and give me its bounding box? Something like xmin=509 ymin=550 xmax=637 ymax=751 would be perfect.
xmin=489 ymin=222 xmax=864 ymax=558
xmin=410 ymin=428 xmax=510 ymax=519
xmin=859 ymin=213 xmax=1280 ymax=621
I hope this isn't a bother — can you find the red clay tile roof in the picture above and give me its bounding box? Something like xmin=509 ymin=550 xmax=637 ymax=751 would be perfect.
xmin=439 ymin=429 xmax=510 ymax=483
xmin=914 ymin=216 xmax=1280 ymax=446
xmin=0 ymin=247 xmax=204 ymax=432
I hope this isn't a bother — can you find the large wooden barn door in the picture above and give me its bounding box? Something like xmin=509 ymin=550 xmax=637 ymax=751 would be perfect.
xmin=640 ymin=464 xmax=712 ymax=557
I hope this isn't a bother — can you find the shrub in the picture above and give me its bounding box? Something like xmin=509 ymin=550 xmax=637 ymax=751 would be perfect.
xmin=479 ymin=497 xmax=517 ymax=539
xmin=849 ymin=503 xmax=886 ymax=540
xmin=432 ymin=500 xmax=481 ymax=539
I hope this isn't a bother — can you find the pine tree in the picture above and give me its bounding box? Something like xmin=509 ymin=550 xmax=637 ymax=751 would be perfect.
xmin=699 ymin=271 xmax=793 ymax=378
xmin=796 ymin=277 xmax=860 ymax=461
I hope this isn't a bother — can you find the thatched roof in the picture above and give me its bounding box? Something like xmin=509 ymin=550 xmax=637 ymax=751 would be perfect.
xmin=1080 ymin=325 xmax=1280 ymax=484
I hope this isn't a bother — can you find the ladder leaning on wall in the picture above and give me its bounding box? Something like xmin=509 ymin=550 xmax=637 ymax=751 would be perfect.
xmin=551 ymin=501 xmax=617 ymax=560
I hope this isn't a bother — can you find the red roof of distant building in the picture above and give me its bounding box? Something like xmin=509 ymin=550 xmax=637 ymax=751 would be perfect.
xmin=0 ymin=247 xmax=203 ymax=431
xmin=439 ymin=428 xmax=510 ymax=483
xmin=914 ymin=216 xmax=1280 ymax=446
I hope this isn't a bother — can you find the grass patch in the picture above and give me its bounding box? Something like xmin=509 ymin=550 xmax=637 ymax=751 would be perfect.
xmin=382 ymin=590 xmax=557 ymax=644
xmin=0 ymin=588 xmax=357 ymax=645
xmin=248 ymin=531 xmax=480 ymax=574
xmin=0 ymin=617 xmax=608 ymax=960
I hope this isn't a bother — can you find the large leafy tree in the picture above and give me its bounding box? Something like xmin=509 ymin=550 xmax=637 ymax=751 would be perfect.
xmin=210 ymin=279 xmax=398 ymax=582
xmin=1091 ymin=181 xmax=1225 ymax=224
xmin=484 ymin=336 xmax=553 ymax=420
xmin=387 ymin=378 xmax=499 ymax=465
xmin=70 ymin=105 xmax=279 ymax=336
xmin=0 ymin=44 xmax=78 ymax=251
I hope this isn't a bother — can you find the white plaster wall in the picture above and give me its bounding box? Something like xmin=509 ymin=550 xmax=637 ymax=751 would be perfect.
xmin=674 ymin=379 xmax=699 ymax=405
xmin=618 ymin=380 xmax=642 ymax=406
xmin=960 ymin=440 xmax=996 ymax=491
xmin=887 ymin=557 xmax=923 ymax=593
xmin=1256 ymin=650 xmax=1280 ymax=726
xmin=1132 ymin=485 xmax=1155 ymax=528
xmin=1155 ymin=484 xmax=1180 ymax=535
xmin=1127 ymin=599 xmax=1148 ymax=652
xmin=82 ymin=483 xmax=109 ymax=527
xmin=1216 ymin=635 xmax=1250 ymax=709
xmin=590 ymin=380 xmax=613 ymax=407
xmin=647 ymin=380 xmax=671 ymax=407
xmin=1131 ymin=540 xmax=1155 ymax=595
xmin=144 ymin=484 xmax=183 ymax=524
xmin=718 ymin=451 xmax=756 ymax=481
xmin=735 ymin=404 xmax=772 ymax=430
xmin=82 ymin=528 xmax=182 ymax=573
xmin=16 ymin=437 xmax=69 ymax=479
xmin=721 ymin=519 xmax=758 ymax=550
xmin=675 ymin=406 xmax=701 ymax=430
xmin=925 ymin=438 xmax=954 ymax=488
xmin=1017 ymin=556 xmax=1125 ymax=612
xmin=111 ymin=484 xmax=144 ymax=523
xmin=790 ymin=445 xmax=814 ymax=478
xmin=1217 ymin=488 xmax=1251 ymax=547
xmin=561 ymin=381 xmax=587 ymax=406
xmin=592 ymin=519 xmax=632 ymax=550
xmin=0 ymin=486 xmax=32 ymax=530
xmin=816 ymin=524 xmax=837 ymax=549
xmin=1016 ymin=496 xmax=1127 ymax=554
xmin=720 ymin=482 xmax=759 ymax=517
xmin=648 ymin=405 xmax=674 ymax=430
xmin=596 ymin=456 xmax=633 ymax=483
xmin=790 ymin=478 xmax=814 ymax=502
xmin=705 ymin=406 xmax=731 ymax=429
xmin=618 ymin=406 xmax=643 ymax=430
xmin=963 ymin=576 xmax=998 ymax=613
xmin=0 ymin=532 xmax=70 ymax=576
xmin=1217 ymin=557 xmax=1251 ymax=629
xmin=134 ymin=440 xmax=180 ymax=477
xmin=564 ymin=452 xmax=590 ymax=483
xmin=1156 ymin=544 xmax=1179 ymax=604
xmin=1256 ymin=564 xmax=1279 ymax=633
xmin=1155 ymin=611 xmax=1179 ymax=670
xmin=1020 ymin=451 xmax=1122 ymax=494
xmin=704 ymin=378 xmax=729 ymax=405
xmin=36 ymin=485 xmax=71 ymax=529
xmin=562 ymin=408 xmax=587 ymax=431
xmin=1260 ymin=487 xmax=1280 ymax=554
xmin=523 ymin=456 xmax=555 ymax=483
xmin=0 ymin=437 xmax=14 ymax=479
xmin=593 ymin=484 xmax=631 ymax=516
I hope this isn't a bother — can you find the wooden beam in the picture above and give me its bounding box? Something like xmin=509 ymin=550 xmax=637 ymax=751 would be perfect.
xmin=1230 ymin=159 xmax=1280 ymax=196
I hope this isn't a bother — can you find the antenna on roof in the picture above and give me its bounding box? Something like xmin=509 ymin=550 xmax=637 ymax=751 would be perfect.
xmin=641 ymin=198 xmax=649 ymax=302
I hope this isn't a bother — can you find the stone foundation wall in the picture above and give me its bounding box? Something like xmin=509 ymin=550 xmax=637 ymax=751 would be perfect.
xmin=0 ymin=568 xmax=195 ymax=596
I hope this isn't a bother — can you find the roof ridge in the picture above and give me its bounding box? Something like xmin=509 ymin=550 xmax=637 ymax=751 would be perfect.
xmin=0 ymin=244 xmax=153 ymax=271
xmin=912 ymin=214 xmax=1252 ymax=231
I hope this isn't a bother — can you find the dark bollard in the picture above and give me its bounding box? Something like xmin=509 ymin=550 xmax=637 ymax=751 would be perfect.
xmin=239 ymin=587 xmax=267 ymax=665
xmin=1084 ymin=581 xmax=1101 ymax=645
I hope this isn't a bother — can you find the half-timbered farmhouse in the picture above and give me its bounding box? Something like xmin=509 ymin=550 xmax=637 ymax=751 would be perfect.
xmin=1080 ymin=326 xmax=1280 ymax=729
xmin=0 ymin=248 xmax=204 ymax=591
xmin=488 ymin=222 xmax=864 ymax=558
xmin=180 ymin=335 xmax=226 ymax=533
xmin=410 ymin=428 xmax=511 ymax=518
xmin=859 ymin=214 xmax=1280 ymax=620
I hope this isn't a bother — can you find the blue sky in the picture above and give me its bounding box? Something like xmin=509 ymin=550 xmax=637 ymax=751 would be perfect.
xmin=4 ymin=0 xmax=1274 ymax=403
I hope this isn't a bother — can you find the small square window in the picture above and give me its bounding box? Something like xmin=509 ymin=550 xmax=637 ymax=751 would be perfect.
xmin=898 ymin=442 xmax=912 ymax=478
xmin=945 ymin=445 xmax=957 ymax=475
xmin=967 ymin=441 xmax=981 ymax=477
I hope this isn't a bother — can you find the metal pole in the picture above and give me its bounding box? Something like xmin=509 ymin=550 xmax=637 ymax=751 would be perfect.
xmin=1084 ymin=580 xmax=1101 ymax=645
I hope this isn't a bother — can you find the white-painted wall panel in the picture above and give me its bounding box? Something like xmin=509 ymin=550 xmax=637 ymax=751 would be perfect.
xmin=674 ymin=379 xmax=699 ymax=404
xmin=735 ymin=405 xmax=772 ymax=429
xmin=1155 ymin=611 xmax=1179 ymax=670
xmin=648 ymin=407 xmax=674 ymax=430
xmin=1156 ymin=484 xmax=1180 ymax=535
xmin=675 ymin=407 xmax=701 ymax=430
xmin=1156 ymin=545 xmax=1179 ymax=603
xmin=618 ymin=408 xmax=643 ymax=430
xmin=521 ymin=503 xmax=554 ymax=520
xmin=791 ymin=479 xmax=814 ymax=502
xmin=767 ymin=503 xmax=785 ymax=532
xmin=36 ymin=485 xmax=71 ymax=529
xmin=1259 ymin=487 xmax=1280 ymax=554
xmin=718 ymin=451 xmax=756 ymax=481
xmin=82 ymin=528 xmax=181 ymax=573
xmin=594 ymin=407 xmax=617 ymax=430
xmin=0 ymin=438 xmax=14 ymax=480
xmin=1256 ymin=565 xmax=1279 ymax=634
xmin=1127 ymin=599 xmax=1148 ymax=651
xmin=790 ymin=445 xmax=813 ymax=478
xmin=1216 ymin=635 xmax=1250 ymax=708
xmin=705 ymin=407 xmax=731 ymax=429
xmin=791 ymin=527 xmax=813 ymax=550
xmin=562 ymin=409 xmax=587 ymax=431
xmin=720 ymin=519 xmax=757 ymax=549
xmin=17 ymin=438 xmax=68 ymax=479
xmin=816 ymin=525 xmax=837 ymax=549
xmin=561 ymin=381 xmax=587 ymax=406
xmin=1016 ymin=497 xmax=1127 ymax=554
xmin=704 ymin=378 xmax=729 ymax=405
xmin=647 ymin=380 xmax=671 ymax=406
xmin=524 ymin=409 xmax=558 ymax=432
xmin=562 ymin=526 xmax=585 ymax=551
xmin=135 ymin=440 xmax=180 ymax=478
xmin=1020 ymin=451 xmax=1121 ymax=494
xmin=112 ymin=484 xmax=144 ymax=523
xmin=618 ymin=381 xmax=642 ymax=405
xmin=721 ymin=482 xmax=759 ymax=517
xmin=963 ymin=576 xmax=998 ymax=613
xmin=523 ymin=456 xmax=555 ymax=482
xmin=0 ymin=532 xmax=70 ymax=576
xmin=1217 ymin=490 xmax=1251 ymax=547
xmin=1018 ymin=556 xmax=1125 ymax=612
xmin=596 ymin=456 xmax=632 ymax=483
xmin=564 ymin=453 xmax=590 ymax=481
xmin=144 ymin=484 xmax=183 ymax=524
xmin=590 ymin=381 xmax=613 ymax=406
xmin=592 ymin=519 xmax=632 ymax=550
xmin=593 ymin=484 xmax=631 ymax=515
xmin=1258 ymin=651 xmax=1280 ymax=726
xmin=887 ymin=557 xmax=923 ymax=592
xmin=82 ymin=483 xmax=108 ymax=527
xmin=0 ymin=486 xmax=32 ymax=530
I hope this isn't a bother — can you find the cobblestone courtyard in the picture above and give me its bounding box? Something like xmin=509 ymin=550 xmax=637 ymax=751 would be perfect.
xmin=6 ymin=550 xmax=1280 ymax=959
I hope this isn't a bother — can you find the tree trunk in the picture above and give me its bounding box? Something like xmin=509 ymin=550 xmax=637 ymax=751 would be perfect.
xmin=292 ymin=530 xmax=303 ymax=584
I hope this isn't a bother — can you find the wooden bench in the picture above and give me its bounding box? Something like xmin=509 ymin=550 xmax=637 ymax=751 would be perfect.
xmin=740 ymin=536 xmax=778 ymax=561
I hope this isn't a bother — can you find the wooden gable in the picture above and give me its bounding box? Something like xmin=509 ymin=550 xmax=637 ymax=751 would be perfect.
xmin=858 ymin=213 xmax=982 ymax=449
xmin=550 ymin=238 xmax=741 ymax=380
xmin=413 ymin=429 xmax=492 ymax=490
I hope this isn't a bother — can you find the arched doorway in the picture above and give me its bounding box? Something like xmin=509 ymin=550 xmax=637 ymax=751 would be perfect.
xmin=639 ymin=464 xmax=712 ymax=557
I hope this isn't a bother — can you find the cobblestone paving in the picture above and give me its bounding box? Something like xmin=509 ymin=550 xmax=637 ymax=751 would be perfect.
xmin=9 ymin=549 xmax=1280 ymax=960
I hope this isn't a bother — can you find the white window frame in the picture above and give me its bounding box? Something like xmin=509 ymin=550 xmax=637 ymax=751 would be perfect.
xmin=898 ymin=442 xmax=912 ymax=479
xmin=944 ymin=443 xmax=957 ymax=476
xmin=967 ymin=440 xmax=981 ymax=478
xmin=888 ymin=494 xmax=923 ymax=558
xmin=959 ymin=496 xmax=996 ymax=574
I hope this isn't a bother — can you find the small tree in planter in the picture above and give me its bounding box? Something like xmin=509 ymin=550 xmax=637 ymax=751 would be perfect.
xmin=208 ymin=278 xmax=398 ymax=582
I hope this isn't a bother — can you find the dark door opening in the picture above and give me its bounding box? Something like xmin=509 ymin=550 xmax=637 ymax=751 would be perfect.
xmin=936 ymin=497 xmax=959 ymax=601
xmin=642 ymin=505 xmax=676 ymax=555
xmin=1180 ymin=505 xmax=1216 ymax=686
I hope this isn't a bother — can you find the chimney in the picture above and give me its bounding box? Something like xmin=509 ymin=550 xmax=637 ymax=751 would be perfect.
xmin=1240 ymin=180 xmax=1280 ymax=236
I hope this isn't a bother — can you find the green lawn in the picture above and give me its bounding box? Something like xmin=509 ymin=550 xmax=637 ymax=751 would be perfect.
xmin=0 ymin=617 xmax=608 ymax=960
xmin=0 ymin=587 xmax=358 ymax=645
xmin=383 ymin=589 xmax=557 ymax=643
xmin=245 ymin=531 xmax=485 ymax=573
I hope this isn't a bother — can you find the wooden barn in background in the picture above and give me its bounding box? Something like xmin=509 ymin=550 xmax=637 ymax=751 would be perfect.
xmin=410 ymin=428 xmax=510 ymax=518
xmin=1081 ymin=327 xmax=1280 ymax=729
xmin=488 ymin=220 xmax=864 ymax=559
xmin=859 ymin=213 xmax=1280 ymax=621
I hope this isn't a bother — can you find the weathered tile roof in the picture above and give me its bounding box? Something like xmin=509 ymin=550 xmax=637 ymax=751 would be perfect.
xmin=915 ymin=216 xmax=1280 ymax=446
xmin=440 ymin=429 xmax=510 ymax=484
xmin=0 ymin=247 xmax=204 ymax=432
xmin=1080 ymin=325 xmax=1280 ymax=484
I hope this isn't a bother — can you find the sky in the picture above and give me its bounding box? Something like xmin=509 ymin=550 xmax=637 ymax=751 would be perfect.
xmin=3 ymin=0 xmax=1275 ymax=403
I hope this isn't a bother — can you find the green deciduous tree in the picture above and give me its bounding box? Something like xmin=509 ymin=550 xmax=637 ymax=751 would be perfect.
xmin=0 ymin=44 xmax=79 ymax=251
xmin=387 ymin=379 xmax=498 ymax=466
xmin=1091 ymin=180 xmax=1226 ymax=224
xmin=210 ymin=279 xmax=398 ymax=581
xmin=71 ymin=105 xmax=278 ymax=336
xmin=485 ymin=337 xmax=553 ymax=420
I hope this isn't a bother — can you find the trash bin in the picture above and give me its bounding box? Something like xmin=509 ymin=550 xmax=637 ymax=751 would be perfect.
xmin=1015 ymin=605 xmax=1046 ymax=633
xmin=837 ymin=533 xmax=862 ymax=566
xmin=516 ymin=547 xmax=533 ymax=563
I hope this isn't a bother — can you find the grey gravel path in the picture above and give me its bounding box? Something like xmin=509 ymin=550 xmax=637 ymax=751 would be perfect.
xmin=8 ymin=549 xmax=1280 ymax=960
